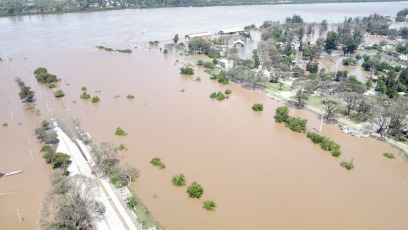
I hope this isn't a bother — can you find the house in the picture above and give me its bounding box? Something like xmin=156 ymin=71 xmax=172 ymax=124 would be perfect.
xmin=399 ymin=55 xmax=408 ymax=61
xmin=370 ymin=75 xmax=379 ymax=82
xmin=217 ymin=59 xmax=234 ymax=71
xmin=218 ymin=29 xmax=244 ymax=36
xmin=185 ymin=32 xmax=212 ymax=41
xmin=291 ymin=42 xmax=300 ymax=51
xmin=233 ymin=40 xmax=245 ymax=48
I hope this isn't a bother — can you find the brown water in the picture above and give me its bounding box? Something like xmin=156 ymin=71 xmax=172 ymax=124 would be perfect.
xmin=1 ymin=3 xmax=408 ymax=229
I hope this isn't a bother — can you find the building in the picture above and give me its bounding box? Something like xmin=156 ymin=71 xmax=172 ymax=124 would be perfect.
xmin=185 ymin=32 xmax=212 ymax=41
xmin=399 ymin=55 xmax=408 ymax=61
xmin=291 ymin=42 xmax=300 ymax=51
xmin=233 ymin=40 xmax=245 ymax=48
xmin=218 ymin=29 xmax=244 ymax=36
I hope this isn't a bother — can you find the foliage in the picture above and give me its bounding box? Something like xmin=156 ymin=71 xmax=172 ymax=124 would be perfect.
xmin=306 ymin=62 xmax=319 ymax=73
xmin=118 ymin=144 xmax=127 ymax=151
xmin=216 ymin=91 xmax=225 ymax=101
xmin=180 ymin=65 xmax=194 ymax=75
xmin=171 ymin=174 xmax=187 ymax=187
xmin=188 ymin=38 xmax=211 ymax=54
xmin=48 ymin=84 xmax=56 ymax=88
xmin=217 ymin=71 xmax=229 ymax=85
xmin=127 ymin=94 xmax=135 ymax=99
xmin=187 ymin=181 xmax=204 ymax=198
xmin=163 ymin=49 xmax=168 ymax=54
xmin=91 ymin=142 xmax=119 ymax=176
xmin=150 ymin=157 xmax=165 ymax=169
xmin=325 ymin=31 xmax=338 ymax=52
xmin=116 ymin=49 xmax=132 ymax=53
xmin=91 ymin=96 xmax=100 ymax=103
xmin=80 ymin=92 xmax=91 ymax=99
xmin=110 ymin=173 xmax=124 ymax=188
xmin=115 ymin=127 xmax=127 ymax=136
xmin=340 ymin=159 xmax=354 ymax=170
xmin=51 ymin=152 xmax=70 ymax=169
xmin=285 ymin=117 xmax=307 ymax=133
xmin=42 ymin=120 xmax=50 ymax=127
xmin=19 ymin=86 xmax=35 ymax=102
xmin=81 ymin=86 xmax=87 ymax=91
xmin=383 ymin=153 xmax=395 ymax=159
xmin=34 ymin=67 xmax=58 ymax=83
xmin=252 ymin=103 xmax=263 ymax=111
xmin=41 ymin=145 xmax=55 ymax=163
xmin=173 ymin=34 xmax=179 ymax=43
xmin=204 ymin=61 xmax=215 ymax=69
xmin=54 ymin=90 xmax=65 ymax=98
xmin=203 ymin=200 xmax=216 ymax=211
xmin=126 ymin=196 xmax=138 ymax=209
xmin=275 ymin=106 xmax=289 ymax=123
xmin=210 ymin=92 xmax=217 ymax=98
xmin=2 ymin=122 xmax=8 ymax=127
xmin=306 ymin=132 xmax=341 ymax=157
xmin=225 ymin=89 xmax=232 ymax=94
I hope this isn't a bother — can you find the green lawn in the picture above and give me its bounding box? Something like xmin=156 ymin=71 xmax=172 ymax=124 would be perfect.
xmin=132 ymin=204 xmax=156 ymax=230
xmin=263 ymin=82 xmax=291 ymax=91
xmin=307 ymin=95 xmax=324 ymax=109
xmin=186 ymin=55 xmax=213 ymax=65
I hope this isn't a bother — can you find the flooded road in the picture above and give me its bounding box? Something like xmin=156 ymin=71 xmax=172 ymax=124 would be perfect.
xmin=1 ymin=2 xmax=408 ymax=229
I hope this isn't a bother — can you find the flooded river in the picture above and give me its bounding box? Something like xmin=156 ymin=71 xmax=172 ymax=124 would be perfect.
xmin=1 ymin=2 xmax=408 ymax=229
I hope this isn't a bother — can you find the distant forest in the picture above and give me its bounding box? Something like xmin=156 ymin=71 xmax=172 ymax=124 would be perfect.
xmin=0 ymin=0 xmax=406 ymax=17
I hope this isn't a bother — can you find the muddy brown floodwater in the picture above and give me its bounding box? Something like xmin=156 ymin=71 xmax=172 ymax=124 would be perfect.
xmin=1 ymin=2 xmax=408 ymax=230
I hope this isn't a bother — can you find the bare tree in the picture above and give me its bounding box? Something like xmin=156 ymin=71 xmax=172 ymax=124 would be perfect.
xmin=341 ymin=92 xmax=359 ymax=115
xmin=247 ymin=70 xmax=268 ymax=89
xmin=117 ymin=163 xmax=139 ymax=187
xmin=324 ymin=100 xmax=338 ymax=121
xmin=91 ymin=142 xmax=119 ymax=176
xmin=293 ymin=82 xmax=313 ymax=108
xmin=388 ymin=104 xmax=408 ymax=137
xmin=370 ymin=105 xmax=391 ymax=136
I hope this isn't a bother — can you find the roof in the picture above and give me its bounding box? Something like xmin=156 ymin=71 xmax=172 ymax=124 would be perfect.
xmin=219 ymin=28 xmax=244 ymax=33
xmin=234 ymin=40 xmax=245 ymax=44
xmin=185 ymin=32 xmax=212 ymax=38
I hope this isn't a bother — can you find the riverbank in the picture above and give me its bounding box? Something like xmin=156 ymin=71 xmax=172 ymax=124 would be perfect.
xmin=1 ymin=0 xmax=406 ymax=17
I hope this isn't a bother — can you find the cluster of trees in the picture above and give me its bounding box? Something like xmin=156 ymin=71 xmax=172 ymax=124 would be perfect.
xmin=306 ymin=132 xmax=341 ymax=157
xmin=376 ymin=69 xmax=408 ymax=98
xmin=91 ymin=142 xmax=139 ymax=187
xmin=275 ymin=106 xmax=307 ymax=133
xmin=396 ymin=8 xmax=408 ymax=22
xmin=150 ymin=157 xmax=166 ymax=169
xmin=180 ymin=65 xmax=194 ymax=75
xmin=34 ymin=67 xmax=58 ymax=84
xmin=16 ymin=77 xmax=35 ymax=103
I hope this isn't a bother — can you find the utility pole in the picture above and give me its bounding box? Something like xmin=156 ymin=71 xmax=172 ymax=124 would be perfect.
xmin=16 ymin=209 xmax=22 ymax=223
xmin=319 ymin=105 xmax=325 ymax=133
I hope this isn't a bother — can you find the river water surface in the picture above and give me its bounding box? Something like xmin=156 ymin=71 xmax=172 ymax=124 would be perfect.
xmin=1 ymin=2 xmax=408 ymax=230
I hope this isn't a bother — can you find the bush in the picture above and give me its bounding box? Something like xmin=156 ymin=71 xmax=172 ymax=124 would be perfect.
xmin=203 ymin=200 xmax=216 ymax=211
xmin=196 ymin=77 xmax=201 ymax=81
xmin=48 ymin=84 xmax=56 ymax=88
xmin=171 ymin=174 xmax=187 ymax=187
xmin=252 ymin=104 xmax=263 ymax=111
xmin=307 ymin=132 xmax=341 ymax=157
xmin=51 ymin=152 xmax=70 ymax=169
xmin=383 ymin=153 xmax=395 ymax=159
xmin=54 ymin=90 xmax=65 ymax=98
xmin=187 ymin=181 xmax=204 ymax=198
xmin=180 ymin=65 xmax=194 ymax=75
xmin=217 ymin=72 xmax=228 ymax=85
xmin=285 ymin=117 xmax=307 ymax=133
xmin=163 ymin=49 xmax=168 ymax=54
xmin=210 ymin=92 xmax=217 ymax=98
xmin=197 ymin=60 xmax=204 ymax=66
xmin=275 ymin=106 xmax=289 ymax=123
xmin=116 ymin=49 xmax=132 ymax=53
xmin=84 ymin=139 xmax=91 ymax=145
xmin=115 ymin=127 xmax=127 ymax=136
xmin=204 ymin=62 xmax=215 ymax=69
xmin=92 ymin=96 xmax=100 ymax=103
xmin=110 ymin=173 xmax=124 ymax=188
xmin=225 ymin=89 xmax=232 ymax=94
xmin=41 ymin=120 xmax=49 ymax=128
xmin=81 ymin=86 xmax=87 ymax=91
xmin=41 ymin=145 xmax=55 ymax=163
xmin=126 ymin=196 xmax=138 ymax=209
xmin=216 ymin=91 xmax=225 ymax=101
xmin=118 ymin=144 xmax=127 ymax=151
xmin=150 ymin=157 xmax=165 ymax=169
xmin=127 ymin=94 xmax=135 ymax=99
xmin=2 ymin=122 xmax=8 ymax=127
xmin=80 ymin=92 xmax=91 ymax=99
xmin=340 ymin=159 xmax=354 ymax=170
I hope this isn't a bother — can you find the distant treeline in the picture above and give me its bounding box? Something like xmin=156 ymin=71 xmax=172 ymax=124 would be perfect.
xmin=0 ymin=0 xmax=406 ymax=17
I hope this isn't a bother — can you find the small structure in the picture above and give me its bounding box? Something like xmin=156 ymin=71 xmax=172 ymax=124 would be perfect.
xmin=291 ymin=42 xmax=300 ymax=51
xmin=217 ymin=59 xmax=234 ymax=71
xmin=218 ymin=29 xmax=244 ymax=36
xmin=185 ymin=32 xmax=212 ymax=41
xmin=399 ymin=55 xmax=408 ymax=61
xmin=234 ymin=40 xmax=245 ymax=48
xmin=370 ymin=75 xmax=379 ymax=82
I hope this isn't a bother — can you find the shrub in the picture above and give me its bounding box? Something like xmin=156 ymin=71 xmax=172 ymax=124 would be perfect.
xmin=127 ymin=94 xmax=135 ymax=99
xmin=306 ymin=132 xmax=341 ymax=156
xmin=2 ymin=122 xmax=8 ymax=127
xmin=118 ymin=144 xmax=127 ymax=151
xmin=209 ymin=73 xmax=218 ymax=80
xmin=252 ymin=103 xmax=263 ymax=111
xmin=41 ymin=120 xmax=49 ymax=128
xmin=203 ymin=200 xmax=216 ymax=211
xmin=204 ymin=62 xmax=215 ymax=69
xmin=197 ymin=60 xmax=204 ymax=66
xmin=180 ymin=65 xmax=194 ymax=75
xmin=81 ymin=86 xmax=87 ymax=91
xmin=126 ymin=196 xmax=138 ymax=209
xmin=116 ymin=49 xmax=132 ymax=53
xmin=285 ymin=117 xmax=307 ymax=133
xmin=275 ymin=106 xmax=289 ymax=123
xmin=187 ymin=181 xmax=204 ymax=198
xmin=225 ymin=89 xmax=232 ymax=94
xmin=171 ymin=174 xmax=187 ymax=187
xmin=210 ymin=92 xmax=217 ymax=98
xmin=34 ymin=67 xmax=58 ymax=83
xmin=217 ymin=72 xmax=228 ymax=85
xmin=54 ymin=90 xmax=65 ymax=98
xmin=196 ymin=77 xmax=201 ymax=81
xmin=41 ymin=145 xmax=55 ymax=163
xmin=115 ymin=127 xmax=127 ymax=136
xmin=48 ymin=84 xmax=56 ymax=88
xmin=84 ymin=139 xmax=91 ymax=145
xmin=92 ymin=96 xmax=100 ymax=103
xmin=216 ymin=91 xmax=225 ymax=101
xmin=383 ymin=153 xmax=395 ymax=159
xmin=110 ymin=174 xmax=124 ymax=188
xmin=51 ymin=152 xmax=70 ymax=169
xmin=150 ymin=157 xmax=165 ymax=169
xmin=340 ymin=159 xmax=354 ymax=170
xmin=163 ymin=49 xmax=168 ymax=54
xmin=80 ymin=92 xmax=91 ymax=99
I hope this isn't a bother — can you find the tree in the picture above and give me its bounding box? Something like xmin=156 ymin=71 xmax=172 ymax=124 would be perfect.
xmin=376 ymin=80 xmax=387 ymax=94
xmin=54 ymin=90 xmax=64 ymax=98
xmin=187 ymin=181 xmax=204 ymax=198
xmin=91 ymin=142 xmax=119 ymax=176
xmin=293 ymin=82 xmax=313 ymax=108
xmin=324 ymin=31 xmax=338 ymax=52
xmin=275 ymin=106 xmax=289 ymax=123
xmin=172 ymin=174 xmax=187 ymax=187
xmin=320 ymin=20 xmax=328 ymax=34
xmin=306 ymin=62 xmax=319 ymax=74
xmin=253 ymin=50 xmax=260 ymax=68
xmin=203 ymin=200 xmax=216 ymax=211
xmin=324 ymin=100 xmax=338 ymax=121
xmin=51 ymin=152 xmax=70 ymax=169
xmin=297 ymin=26 xmax=305 ymax=40
xmin=341 ymin=92 xmax=359 ymax=115
xmin=370 ymin=105 xmax=390 ymax=136
xmin=173 ymin=34 xmax=179 ymax=44
xmin=180 ymin=65 xmax=194 ymax=75
xmin=247 ymin=70 xmax=268 ymax=89
xmin=188 ymin=38 xmax=211 ymax=54
xmin=388 ymin=103 xmax=408 ymax=137
xmin=19 ymin=86 xmax=35 ymax=102
xmin=117 ymin=163 xmax=139 ymax=186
